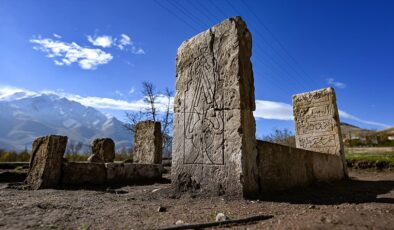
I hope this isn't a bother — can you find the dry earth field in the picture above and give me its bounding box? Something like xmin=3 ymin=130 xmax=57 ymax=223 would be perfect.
xmin=0 ymin=169 xmax=394 ymax=229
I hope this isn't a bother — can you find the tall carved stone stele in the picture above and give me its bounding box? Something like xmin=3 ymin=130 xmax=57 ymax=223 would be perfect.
xmin=293 ymin=87 xmax=348 ymax=177
xmin=172 ymin=16 xmax=259 ymax=197
xmin=26 ymin=135 xmax=68 ymax=189
xmin=133 ymin=121 xmax=162 ymax=164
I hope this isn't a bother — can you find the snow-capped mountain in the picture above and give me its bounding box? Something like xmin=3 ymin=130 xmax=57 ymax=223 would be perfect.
xmin=0 ymin=93 xmax=132 ymax=152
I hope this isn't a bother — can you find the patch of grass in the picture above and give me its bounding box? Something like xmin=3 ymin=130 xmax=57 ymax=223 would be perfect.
xmin=346 ymin=152 xmax=394 ymax=164
xmin=346 ymin=151 xmax=394 ymax=169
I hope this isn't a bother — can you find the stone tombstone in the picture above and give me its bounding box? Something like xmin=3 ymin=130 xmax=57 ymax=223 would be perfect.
xmin=133 ymin=121 xmax=162 ymax=164
xmin=293 ymin=87 xmax=348 ymax=176
xmin=91 ymin=138 xmax=115 ymax=162
xmin=26 ymin=135 xmax=68 ymax=189
xmin=172 ymin=16 xmax=259 ymax=197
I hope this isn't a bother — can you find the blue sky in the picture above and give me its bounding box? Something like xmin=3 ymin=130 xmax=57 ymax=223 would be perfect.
xmin=0 ymin=0 xmax=393 ymax=136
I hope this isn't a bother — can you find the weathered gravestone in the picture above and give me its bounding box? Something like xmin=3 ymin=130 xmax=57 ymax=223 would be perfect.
xmin=293 ymin=87 xmax=348 ymax=177
xmin=88 ymin=138 xmax=115 ymax=163
xmin=172 ymin=16 xmax=259 ymax=197
xmin=133 ymin=121 xmax=162 ymax=164
xmin=26 ymin=135 xmax=68 ymax=189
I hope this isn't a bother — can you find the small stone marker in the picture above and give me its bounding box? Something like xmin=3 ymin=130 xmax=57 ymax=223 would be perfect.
xmin=172 ymin=16 xmax=259 ymax=197
xmin=293 ymin=87 xmax=348 ymax=176
xmin=89 ymin=138 xmax=115 ymax=162
xmin=133 ymin=121 xmax=162 ymax=164
xmin=26 ymin=135 xmax=68 ymax=189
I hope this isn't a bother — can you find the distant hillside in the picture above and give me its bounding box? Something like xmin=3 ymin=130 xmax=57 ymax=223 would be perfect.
xmin=0 ymin=93 xmax=132 ymax=152
xmin=341 ymin=122 xmax=394 ymax=146
xmin=340 ymin=122 xmax=374 ymax=137
xmin=377 ymin=127 xmax=394 ymax=136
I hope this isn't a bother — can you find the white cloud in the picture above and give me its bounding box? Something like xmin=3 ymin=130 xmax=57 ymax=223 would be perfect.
xmin=339 ymin=110 xmax=389 ymax=128
xmin=254 ymin=100 xmax=389 ymax=128
xmin=31 ymin=88 xmax=173 ymax=112
xmin=254 ymin=100 xmax=293 ymax=120
xmin=132 ymin=47 xmax=145 ymax=55
xmin=87 ymin=35 xmax=113 ymax=48
xmin=118 ymin=34 xmax=132 ymax=50
xmin=30 ymin=37 xmax=113 ymax=70
xmin=116 ymin=33 xmax=145 ymax=54
xmin=1 ymin=86 xmax=389 ymax=129
xmin=115 ymin=90 xmax=124 ymax=97
xmin=53 ymin=33 xmax=62 ymax=39
xmin=327 ymin=78 xmax=346 ymax=89
xmin=0 ymin=86 xmax=37 ymax=101
xmin=129 ymin=87 xmax=135 ymax=94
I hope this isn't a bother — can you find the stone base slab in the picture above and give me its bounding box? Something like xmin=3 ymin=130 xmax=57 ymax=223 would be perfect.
xmin=61 ymin=162 xmax=107 ymax=186
xmin=257 ymin=141 xmax=345 ymax=193
xmin=61 ymin=162 xmax=162 ymax=186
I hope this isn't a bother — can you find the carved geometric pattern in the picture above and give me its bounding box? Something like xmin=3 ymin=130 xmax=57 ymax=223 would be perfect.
xmin=183 ymin=51 xmax=224 ymax=165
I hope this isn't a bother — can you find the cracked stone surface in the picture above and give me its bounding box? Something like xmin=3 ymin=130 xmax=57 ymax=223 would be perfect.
xmin=26 ymin=135 xmax=68 ymax=189
xmin=172 ymin=16 xmax=259 ymax=198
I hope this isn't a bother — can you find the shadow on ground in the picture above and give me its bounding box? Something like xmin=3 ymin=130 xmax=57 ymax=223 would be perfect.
xmin=259 ymin=177 xmax=394 ymax=205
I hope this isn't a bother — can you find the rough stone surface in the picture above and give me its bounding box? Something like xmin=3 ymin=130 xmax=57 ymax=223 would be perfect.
xmin=61 ymin=162 xmax=106 ymax=186
xmin=293 ymin=87 xmax=348 ymax=177
xmin=133 ymin=121 xmax=162 ymax=164
xmin=26 ymin=135 xmax=68 ymax=189
xmin=257 ymin=141 xmax=344 ymax=193
xmin=87 ymin=154 xmax=104 ymax=163
xmin=91 ymin=138 xmax=115 ymax=162
xmin=172 ymin=16 xmax=258 ymax=197
xmin=105 ymin=163 xmax=162 ymax=184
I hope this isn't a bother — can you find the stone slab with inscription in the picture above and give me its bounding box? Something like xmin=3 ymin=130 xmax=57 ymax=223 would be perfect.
xmin=293 ymin=87 xmax=347 ymax=177
xmin=133 ymin=121 xmax=162 ymax=164
xmin=172 ymin=16 xmax=259 ymax=197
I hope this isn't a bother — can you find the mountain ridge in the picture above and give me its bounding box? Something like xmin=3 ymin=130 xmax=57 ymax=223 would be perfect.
xmin=0 ymin=93 xmax=132 ymax=151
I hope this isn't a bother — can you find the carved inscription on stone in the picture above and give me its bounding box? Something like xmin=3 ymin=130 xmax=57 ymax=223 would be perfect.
xmin=183 ymin=51 xmax=225 ymax=165
xmin=293 ymin=88 xmax=342 ymax=155
xmin=172 ymin=17 xmax=259 ymax=197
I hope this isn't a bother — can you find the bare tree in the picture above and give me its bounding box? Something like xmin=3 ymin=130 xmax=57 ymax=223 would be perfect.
xmin=66 ymin=141 xmax=84 ymax=155
xmin=141 ymin=81 xmax=157 ymax=121
xmin=124 ymin=81 xmax=174 ymax=156
xmin=260 ymin=128 xmax=296 ymax=147
xmin=124 ymin=110 xmax=145 ymax=133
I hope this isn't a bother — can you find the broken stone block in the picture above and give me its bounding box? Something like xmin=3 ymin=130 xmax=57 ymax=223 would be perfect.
xmin=172 ymin=16 xmax=259 ymax=197
xmin=26 ymin=135 xmax=68 ymax=189
xmin=91 ymin=138 xmax=115 ymax=162
xmin=61 ymin=162 xmax=106 ymax=186
xmin=87 ymin=153 xmax=104 ymax=163
xmin=105 ymin=163 xmax=162 ymax=184
xmin=133 ymin=121 xmax=162 ymax=164
xmin=293 ymin=87 xmax=348 ymax=177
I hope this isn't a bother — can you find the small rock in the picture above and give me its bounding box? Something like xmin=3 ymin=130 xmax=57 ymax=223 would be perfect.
xmin=308 ymin=205 xmax=316 ymax=209
xmin=215 ymin=213 xmax=228 ymax=222
xmin=175 ymin=220 xmax=184 ymax=225
xmin=152 ymin=188 xmax=161 ymax=193
xmin=157 ymin=206 xmax=167 ymax=212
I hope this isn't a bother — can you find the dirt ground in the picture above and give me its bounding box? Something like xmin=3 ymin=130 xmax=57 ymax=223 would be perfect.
xmin=1 ymin=169 xmax=394 ymax=229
